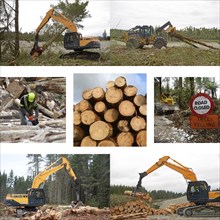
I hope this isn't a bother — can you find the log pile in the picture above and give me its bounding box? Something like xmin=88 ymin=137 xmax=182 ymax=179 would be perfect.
xmin=0 ymin=77 xmax=66 ymax=143
xmin=74 ymin=76 xmax=147 ymax=146
xmin=20 ymin=205 xmax=110 ymax=220
xmin=111 ymin=200 xmax=220 ymax=219
xmin=124 ymin=191 xmax=152 ymax=202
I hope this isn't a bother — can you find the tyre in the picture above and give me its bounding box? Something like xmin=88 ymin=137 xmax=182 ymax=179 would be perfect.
xmin=153 ymin=36 xmax=167 ymax=49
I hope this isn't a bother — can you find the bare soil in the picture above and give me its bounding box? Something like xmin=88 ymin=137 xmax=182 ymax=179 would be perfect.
xmin=154 ymin=112 xmax=220 ymax=143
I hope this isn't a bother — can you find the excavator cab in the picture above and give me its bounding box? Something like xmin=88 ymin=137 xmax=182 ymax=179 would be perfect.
xmin=64 ymin=32 xmax=81 ymax=50
xmin=27 ymin=188 xmax=45 ymax=207
xmin=187 ymin=181 xmax=212 ymax=205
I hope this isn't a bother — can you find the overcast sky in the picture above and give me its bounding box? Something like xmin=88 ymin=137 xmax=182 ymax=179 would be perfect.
xmin=1 ymin=145 xmax=219 ymax=193
xmin=74 ymin=73 xmax=147 ymax=103
xmin=111 ymin=145 xmax=220 ymax=193
xmin=110 ymin=1 xmax=220 ymax=30
xmin=18 ymin=0 xmax=110 ymax=36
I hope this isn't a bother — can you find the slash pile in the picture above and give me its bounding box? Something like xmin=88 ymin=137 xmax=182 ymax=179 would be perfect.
xmin=74 ymin=76 xmax=147 ymax=146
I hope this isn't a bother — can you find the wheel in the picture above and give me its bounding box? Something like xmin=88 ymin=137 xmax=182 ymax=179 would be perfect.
xmin=176 ymin=207 xmax=184 ymax=216
xmin=183 ymin=208 xmax=193 ymax=217
xmin=126 ymin=38 xmax=140 ymax=49
xmin=153 ymin=36 xmax=167 ymax=49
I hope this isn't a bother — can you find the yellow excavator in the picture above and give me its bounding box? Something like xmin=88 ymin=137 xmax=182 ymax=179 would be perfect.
xmin=135 ymin=156 xmax=220 ymax=217
xmin=5 ymin=157 xmax=80 ymax=217
xmin=30 ymin=8 xmax=101 ymax=60
xmin=155 ymin=93 xmax=179 ymax=115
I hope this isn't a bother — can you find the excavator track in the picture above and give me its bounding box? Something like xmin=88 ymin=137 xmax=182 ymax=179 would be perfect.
xmin=60 ymin=51 xmax=100 ymax=60
xmin=177 ymin=205 xmax=220 ymax=217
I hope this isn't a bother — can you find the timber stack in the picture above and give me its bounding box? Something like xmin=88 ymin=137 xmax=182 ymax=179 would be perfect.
xmin=19 ymin=205 xmax=110 ymax=220
xmin=74 ymin=76 xmax=147 ymax=146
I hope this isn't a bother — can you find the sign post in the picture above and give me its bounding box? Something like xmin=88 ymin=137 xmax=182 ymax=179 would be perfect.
xmin=189 ymin=93 xmax=219 ymax=129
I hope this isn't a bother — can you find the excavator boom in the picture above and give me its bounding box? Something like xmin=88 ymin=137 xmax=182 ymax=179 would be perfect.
xmin=30 ymin=8 xmax=100 ymax=59
xmin=136 ymin=156 xmax=197 ymax=190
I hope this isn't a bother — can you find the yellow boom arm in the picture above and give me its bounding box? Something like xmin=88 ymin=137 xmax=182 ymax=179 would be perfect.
xmin=136 ymin=156 xmax=197 ymax=190
xmin=32 ymin=157 xmax=77 ymax=189
xmin=35 ymin=8 xmax=77 ymax=34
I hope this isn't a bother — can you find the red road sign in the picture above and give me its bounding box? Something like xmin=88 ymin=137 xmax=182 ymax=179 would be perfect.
xmin=190 ymin=93 xmax=214 ymax=117
xmin=190 ymin=114 xmax=219 ymax=129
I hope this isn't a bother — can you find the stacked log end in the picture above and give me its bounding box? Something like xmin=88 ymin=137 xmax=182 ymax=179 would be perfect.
xmin=73 ymin=76 xmax=147 ymax=147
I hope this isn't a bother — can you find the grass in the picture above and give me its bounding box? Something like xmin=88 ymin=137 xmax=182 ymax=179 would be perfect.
xmin=110 ymin=44 xmax=220 ymax=66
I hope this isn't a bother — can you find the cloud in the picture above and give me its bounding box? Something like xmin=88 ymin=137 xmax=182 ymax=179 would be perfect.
xmin=74 ymin=73 xmax=147 ymax=103
xmin=111 ymin=1 xmax=219 ymax=30
xmin=110 ymin=146 xmax=220 ymax=193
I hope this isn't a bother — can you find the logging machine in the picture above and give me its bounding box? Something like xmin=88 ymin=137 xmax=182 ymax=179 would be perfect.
xmin=30 ymin=8 xmax=100 ymax=60
xmin=5 ymin=157 xmax=80 ymax=217
xmin=134 ymin=156 xmax=220 ymax=217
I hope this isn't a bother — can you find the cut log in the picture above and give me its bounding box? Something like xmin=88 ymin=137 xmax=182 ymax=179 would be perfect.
xmin=92 ymin=87 xmax=105 ymax=101
xmin=139 ymin=104 xmax=147 ymax=116
xmin=38 ymin=103 xmax=59 ymax=118
xmin=6 ymin=80 xmax=25 ymax=98
xmin=118 ymin=100 xmax=135 ymax=117
xmin=94 ymin=101 xmax=106 ymax=114
xmin=105 ymin=87 xmax=123 ymax=104
xmin=130 ymin=116 xmax=146 ymax=131
xmin=82 ymin=88 xmax=93 ymax=100
xmin=81 ymin=136 xmax=97 ymax=146
xmin=106 ymin=80 xmax=115 ymax=89
xmin=134 ymin=95 xmax=146 ymax=107
xmin=124 ymin=85 xmax=137 ymax=97
xmin=73 ymin=111 xmax=81 ymax=125
xmin=115 ymin=76 xmax=127 ymax=89
xmin=79 ymin=100 xmax=92 ymax=112
xmin=98 ymin=138 xmax=117 ymax=146
xmin=81 ymin=110 xmax=99 ymax=125
xmin=124 ymin=191 xmax=152 ymax=202
xmin=74 ymin=125 xmax=85 ymax=142
xmin=73 ymin=103 xmax=80 ymax=112
xmin=117 ymin=120 xmax=130 ymax=132
xmin=104 ymin=108 xmax=119 ymax=123
xmin=89 ymin=121 xmax=113 ymax=141
xmin=116 ymin=132 xmax=134 ymax=146
xmin=136 ymin=130 xmax=147 ymax=146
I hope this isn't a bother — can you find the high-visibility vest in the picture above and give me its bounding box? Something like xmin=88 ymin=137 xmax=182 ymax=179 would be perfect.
xmin=19 ymin=95 xmax=37 ymax=112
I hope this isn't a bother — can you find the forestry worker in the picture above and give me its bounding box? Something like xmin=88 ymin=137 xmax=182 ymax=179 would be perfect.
xmin=19 ymin=92 xmax=39 ymax=125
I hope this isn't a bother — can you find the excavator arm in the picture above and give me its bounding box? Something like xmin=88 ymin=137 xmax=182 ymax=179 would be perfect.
xmin=31 ymin=157 xmax=77 ymax=189
xmin=30 ymin=8 xmax=78 ymax=57
xmin=136 ymin=156 xmax=197 ymax=191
